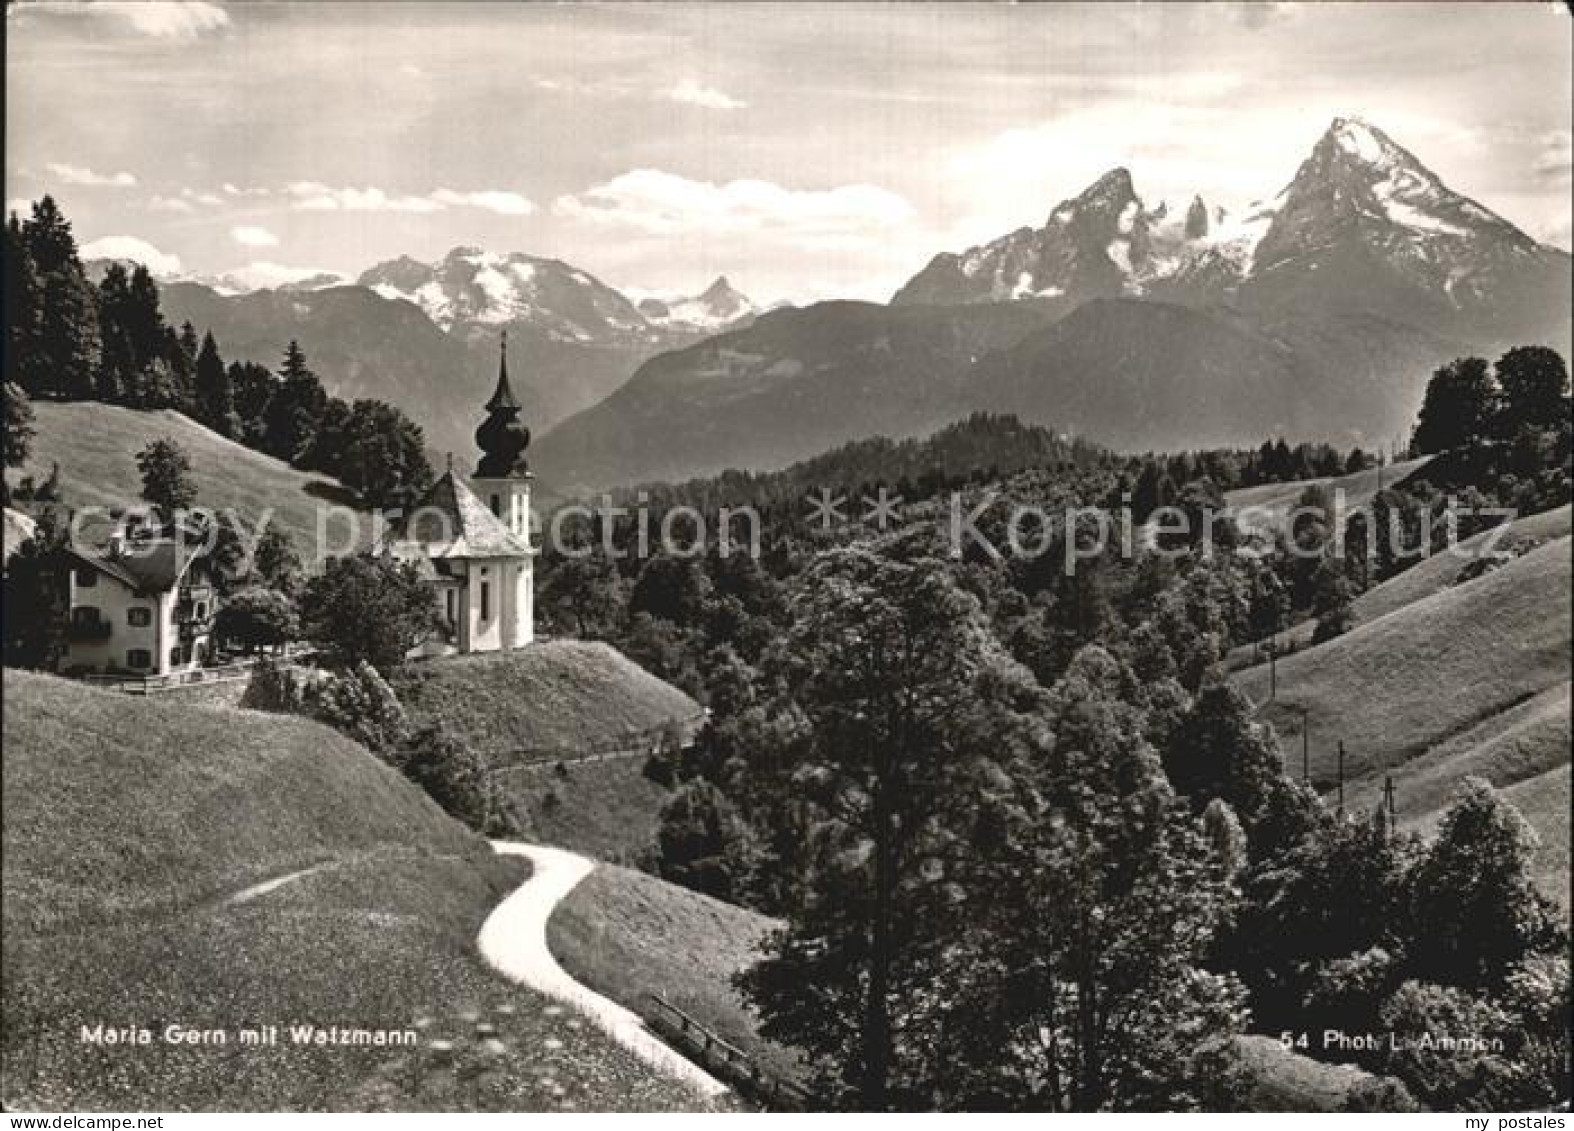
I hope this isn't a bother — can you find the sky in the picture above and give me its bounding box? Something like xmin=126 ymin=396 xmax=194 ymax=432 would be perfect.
xmin=6 ymin=1 xmax=1571 ymax=305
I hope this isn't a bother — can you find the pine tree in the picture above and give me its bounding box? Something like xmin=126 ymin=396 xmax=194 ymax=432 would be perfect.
xmin=21 ymin=197 xmax=101 ymax=400
xmin=3 ymin=214 xmax=43 ymax=394
xmin=263 ymin=341 xmax=327 ymax=464
xmin=194 ymin=332 xmax=238 ymax=436
xmin=22 ymin=196 xmax=78 ymax=276
xmin=3 ymin=382 xmax=35 ymax=470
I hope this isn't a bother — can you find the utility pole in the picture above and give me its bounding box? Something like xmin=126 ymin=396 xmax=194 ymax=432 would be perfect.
xmin=1298 ymin=706 xmax=1310 ymax=784
xmin=1336 ymin=740 xmax=1346 ymax=816
xmin=1383 ymin=775 xmax=1397 ymax=829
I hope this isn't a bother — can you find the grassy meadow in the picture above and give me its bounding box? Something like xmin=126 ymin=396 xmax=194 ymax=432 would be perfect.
xmin=12 ymin=401 xmax=373 ymax=555
xmin=0 ymin=671 xmax=715 ymax=1111
xmin=392 ymin=641 xmax=701 ymax=764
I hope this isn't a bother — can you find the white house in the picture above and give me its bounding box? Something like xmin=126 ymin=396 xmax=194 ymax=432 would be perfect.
xmin=60 ymin=525 xmax=217 ymax=678
xmin=381 ymin=336 xmax=536 ymax=655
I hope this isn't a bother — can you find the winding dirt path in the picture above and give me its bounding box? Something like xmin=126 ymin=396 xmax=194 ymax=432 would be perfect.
xmin=478 ymin=841 xmax=729 ymax=1099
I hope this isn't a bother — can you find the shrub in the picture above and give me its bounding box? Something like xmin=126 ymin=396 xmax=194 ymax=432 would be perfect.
xmin=391 ymin=723 xmax=517 ymax=836
xmin=247 ymin=660 xmax=406 ymax=754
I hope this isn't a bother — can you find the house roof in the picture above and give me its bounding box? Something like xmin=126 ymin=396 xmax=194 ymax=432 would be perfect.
xmin=68 ymin=537 xmax=206 ymax=595
xmin=382 ymin=471 xmax=532 ymax=560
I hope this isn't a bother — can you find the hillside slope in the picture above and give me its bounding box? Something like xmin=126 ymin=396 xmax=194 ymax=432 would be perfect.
xmin=392 ymin=641 xmax=702 ymax=764
xmin=1236 ymin=539 xmax=1571 ymax=894
xmin=1228 ymin=504 xmax=1570 ymax=668
xmin=1 ymin=671 xmax=711 ymax=1111
xmin=12 ymin=401 xmax=371 ymax=557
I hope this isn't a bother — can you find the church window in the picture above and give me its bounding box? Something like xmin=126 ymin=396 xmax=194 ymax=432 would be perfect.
xmin=490 ymin=494 xmax=501 ymax=516
xmin=480 ymin=581 xmax=491 ymax=621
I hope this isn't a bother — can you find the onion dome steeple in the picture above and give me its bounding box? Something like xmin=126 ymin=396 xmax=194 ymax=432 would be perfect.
xmin=474 ymin=332 xmax=531 ymax=478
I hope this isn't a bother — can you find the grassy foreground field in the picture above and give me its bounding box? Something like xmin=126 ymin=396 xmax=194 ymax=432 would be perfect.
xmin=1 ymin=671 xmax=714 ymax=1111
xmin=547 ymin=863 xmax=803 ymax=1083
xmin=393 ymin=641 xmax=702 ymax=764
xmin=12 ymin=401 xmax=372 ymax=555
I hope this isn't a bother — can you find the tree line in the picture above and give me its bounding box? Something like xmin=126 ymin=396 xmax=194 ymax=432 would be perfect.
xmin=4 ymin=195 xmax=433 ymax=511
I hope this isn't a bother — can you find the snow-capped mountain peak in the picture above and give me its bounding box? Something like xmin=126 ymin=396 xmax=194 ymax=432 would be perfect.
xmin=358 ymin=246 xmax=650 ymax=343
xmin=893 ymin=114 xmax=1565 ymax=329
xmin=636 ymin=276 xmax=757 ymax=333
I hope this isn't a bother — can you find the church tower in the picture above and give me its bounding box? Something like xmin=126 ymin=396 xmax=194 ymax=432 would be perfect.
xmin=468 ymin=333 xmax=535 ymax=648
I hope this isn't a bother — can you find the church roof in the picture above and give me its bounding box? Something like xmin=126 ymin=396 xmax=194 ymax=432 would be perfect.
xmin=382 ymin=471 xmax=532 ymax=560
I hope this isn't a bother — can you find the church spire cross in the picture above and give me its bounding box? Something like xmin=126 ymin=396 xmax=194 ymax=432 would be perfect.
xmin=485 ymin=330 xmax=520 ymax=412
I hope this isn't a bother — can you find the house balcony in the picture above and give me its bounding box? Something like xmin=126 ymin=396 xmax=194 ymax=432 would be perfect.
xmin=67 ymin=617 xmax=113 ymax=643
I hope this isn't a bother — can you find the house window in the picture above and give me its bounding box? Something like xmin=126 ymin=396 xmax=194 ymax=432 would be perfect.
xmin=445 ymin=589 xmax=456 ymax=623
xmin=72 ymin=606 xmax=101 ymax=626
xmin=127 ymin=606 xmax=152 ymax=627
xmin=126 ymin=649 xmax=151 ymax=670
xmin=169 ymin=646 xmax=183 ymax=669
xmin=480 ymin=581 xmax=491 ymax=621
xmin=74 ymin=568 xmax=97 ymax=588
xmin=195 ymin=602 xmax=207 ymax=620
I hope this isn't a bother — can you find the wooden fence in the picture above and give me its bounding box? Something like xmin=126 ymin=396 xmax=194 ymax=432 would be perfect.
xmin=644 ymin=993 xmax=814 ymax=1111
xmin=80 ymin=647 xmax=317 ymax=696
xmin=485 ymin=710 xmax=709 ymax=774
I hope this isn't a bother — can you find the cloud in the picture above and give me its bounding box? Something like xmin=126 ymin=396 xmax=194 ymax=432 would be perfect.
xmin=79 ymin=236 xmax=182 ymax=275
xmin=1533 ymin=130 xmax=1571 ymax=187
xmin=286 ymin=182 xmax=444 ymax=213
xmin=46 ymin=162 xmax=137 ymax=188
xmin=429 ymin=188 xmax=536 ymax=216
xmin=98 ymin=1 xmax=229 ymax=40
xmin=17 ymin=1 xmax=230 ymax=40
xmin=149 ymin=188 xmax=224 ymax=213
xmin=230 ymin=225 xmax=280 ymax=248
xmin=555 ymin=169 xmax=914 ymax=238
xmin=286 ymin=181 xmax=535 ymax=216
xmin=222 ymin=261 xmax=346 ymax=291
xmin=669 ymin=79 xmax=748 ymax=111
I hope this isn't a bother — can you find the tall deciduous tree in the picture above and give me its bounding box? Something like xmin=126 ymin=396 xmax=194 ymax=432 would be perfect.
xmin=1493 ymin=346 xmax=1570 ymax=437
xmin=135 ymin=437 xmax=197 ymax=520
xmin=1412 ymin=357 xmax=1495 ymax=454
xmin=952 ymin=647 xmax=1249 ymax=1111
xmin=736 ymin=547 xmax=1050 ymax=1109
xmin=1407 ymin=777 xmax=1563 ymax=990
xmin=299 ymin=553 xmax=436 ymax=673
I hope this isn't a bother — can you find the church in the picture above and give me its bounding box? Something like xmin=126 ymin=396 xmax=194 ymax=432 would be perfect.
xmin=381 ymin=337 xmax=536 ymax=656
